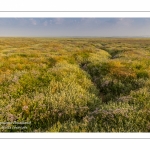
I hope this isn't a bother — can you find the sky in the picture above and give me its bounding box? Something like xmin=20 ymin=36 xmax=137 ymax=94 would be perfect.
xmin=0 ymin=18 xmax=150 ymax=37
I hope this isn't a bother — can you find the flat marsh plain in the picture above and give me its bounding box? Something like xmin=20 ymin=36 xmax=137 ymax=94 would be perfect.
xmin=0 ymin=37 xmax=150 ymax=132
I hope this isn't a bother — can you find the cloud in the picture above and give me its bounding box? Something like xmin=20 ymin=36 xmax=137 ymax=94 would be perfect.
xmin=29 ymin=19 xmax=37 ymax=26
xmin=116 ymin=18 xmax=134 ymax=26
xmin=54 ymin=18 xmax=64 ymax=25
xmin=43 ymin=21 xmax=48 ymax=26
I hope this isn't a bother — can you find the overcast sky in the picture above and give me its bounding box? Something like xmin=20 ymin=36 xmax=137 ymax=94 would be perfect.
xmin=0 ymin=18 xmax=150 ymax=37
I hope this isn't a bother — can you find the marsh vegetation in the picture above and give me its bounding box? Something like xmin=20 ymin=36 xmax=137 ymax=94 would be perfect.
xmin=0 ymin=37 xmax=150 ymax=132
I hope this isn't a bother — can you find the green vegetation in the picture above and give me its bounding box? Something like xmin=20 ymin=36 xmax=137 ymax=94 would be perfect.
xmin=0 ymin=37 xmax=150 ymax=132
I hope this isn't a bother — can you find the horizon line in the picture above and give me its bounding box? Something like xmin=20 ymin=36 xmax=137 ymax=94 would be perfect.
xmin=1 ymin=36 xmax=150 ymax=38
